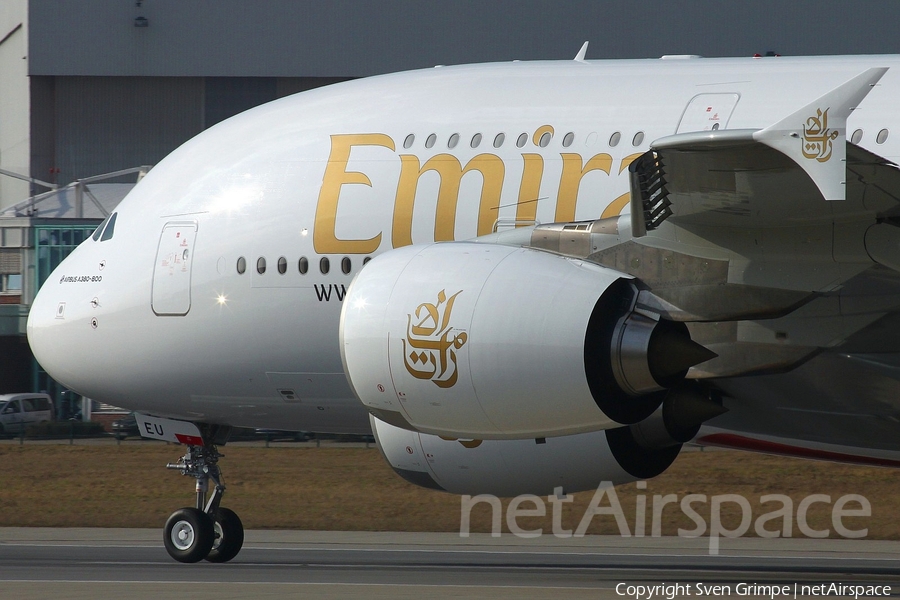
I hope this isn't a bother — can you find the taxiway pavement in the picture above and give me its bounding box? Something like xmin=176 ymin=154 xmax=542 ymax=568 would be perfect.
xmin=0 ymin=528 xmax=897 ymax=599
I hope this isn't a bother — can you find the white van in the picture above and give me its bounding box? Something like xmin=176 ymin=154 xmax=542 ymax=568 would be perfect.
xmin=0 ymin=393 xmax=53 ymax=434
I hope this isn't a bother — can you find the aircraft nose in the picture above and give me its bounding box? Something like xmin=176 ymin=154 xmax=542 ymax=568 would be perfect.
xmin=27 ymin=252 xmax=104 ymax=395
xmin=28 ymin=276 xmax=75 ymax=387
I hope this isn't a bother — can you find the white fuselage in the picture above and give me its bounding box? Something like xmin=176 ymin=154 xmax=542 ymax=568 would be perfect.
xmin=26 ymin=55 xmax=900 ymax=433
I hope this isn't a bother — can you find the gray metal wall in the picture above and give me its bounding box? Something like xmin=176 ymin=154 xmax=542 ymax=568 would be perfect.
xmin=29 ymin=75 xmax=350 ymax=187
xmin=27 ymin=0 xmax=900 ymax=79
xmin=53 ymin=77 xmax=203 ymax=185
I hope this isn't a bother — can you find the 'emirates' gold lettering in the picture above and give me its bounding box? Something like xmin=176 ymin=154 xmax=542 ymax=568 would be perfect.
xmin=555 ymin=153 xmax=613 ymax=222
xmin=314 ymin=133 xmax=394 ymax=254
xmin=315 ymin=132 xmax=637 ymax=254
xmin=516 ymin=153 xmax=544 ymax=224
xmin=394 ymin=153 xmax=504 ymax=246
xmin=600 ymin=152 xmax=644 ymax=218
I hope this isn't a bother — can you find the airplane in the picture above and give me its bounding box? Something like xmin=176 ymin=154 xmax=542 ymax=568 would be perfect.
xmin=24 ymin=49 xmax=900 ymax=563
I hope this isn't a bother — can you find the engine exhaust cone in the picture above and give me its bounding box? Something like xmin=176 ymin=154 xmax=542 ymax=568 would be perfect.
xmin=663 ymin=386 xmax=729 ymax=436
xmin=630 ymin=386 xmax=729 ymax=450
xmin=648 ymin=325 xmax=718 ymax=384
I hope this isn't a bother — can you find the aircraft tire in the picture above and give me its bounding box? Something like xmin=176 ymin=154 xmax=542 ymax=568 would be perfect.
xmin=205 ymin=507 xmax=244 ymax=563
xmin=164 ymin=507 xmax=215 ymax=563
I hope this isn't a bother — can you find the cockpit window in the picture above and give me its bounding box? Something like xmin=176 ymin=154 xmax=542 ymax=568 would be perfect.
xmin=92 ymin=214 xmax=111 ymax=241
xmin=99 ymin=212 xmax=118 ymax=242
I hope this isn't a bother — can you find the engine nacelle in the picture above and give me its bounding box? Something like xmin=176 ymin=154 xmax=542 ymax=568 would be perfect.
xmin=341 ymin=243 xmax=713 ymax=439
xmin=371 ymin=415 xmax=680 ymax=497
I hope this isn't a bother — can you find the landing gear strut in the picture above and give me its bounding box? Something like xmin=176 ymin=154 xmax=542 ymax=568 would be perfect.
xmin=162 ymin=426 xmax=244 ymax=563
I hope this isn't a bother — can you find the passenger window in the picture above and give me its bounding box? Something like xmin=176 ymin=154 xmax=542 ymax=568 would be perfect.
xmin=425 ymin=133 xmax=436 ymax=148
xmin=493 ymin=133 xmax=505 ymax=148
xmin=277 ymin=257 xmax=287 ymax=274
xmin=851 ymin=129 xmax=863 ymax=144
xmin=403 ymin=134 xmax=415 ymax=149
xmin=471 ymin=133 xmax=482 ymax=148
xmin=539 ymin=132 xmax=551 ymax=147
xmin=448 ymin=133 xmax=459 ymax=148
xmin=22 ymin=400 xmax=34 ymax=412
xmin=236 ymin=257 xmax=246 ymax=274
xmin=298 ymin=256 xmax=309 ymax=274
xmin=100 ymin=212 xmax=117 ymax=241
xmin=562 ymin=132 xmax=575 ymax=147
xmin=320 ymin=257 xmax=330 ymax=274
xmin=632 ymin=131 xmax=645 ymax=146
xmin=609 ymin=132 xmax=621 ymax=147
xmin=341 ymin=257 xmax=351 ymax=274
xmin=257 ymin=257 xmax=266 ymax=274
xmin=877 ymin=129 xmax=889 ymax=144
xmin=516 ymin=133 xmax=527 ymax=148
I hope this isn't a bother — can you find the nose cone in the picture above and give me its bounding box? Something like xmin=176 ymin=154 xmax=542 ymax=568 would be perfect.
xmin=27 ymin=276 xmax=76 ymax=389
xmin=27 ymin=248 xmax=105 ymax=396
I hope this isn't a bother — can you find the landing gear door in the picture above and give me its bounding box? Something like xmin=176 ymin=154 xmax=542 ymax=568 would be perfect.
xmin=135 ymin=413 xmax=204 ymax=444
xmin=676 ymin=93 xmax=740 ymax=133
xmin=152 ymin=222 xmax=197 ymax=316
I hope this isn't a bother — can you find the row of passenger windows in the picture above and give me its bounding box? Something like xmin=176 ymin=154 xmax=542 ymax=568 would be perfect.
xmin=851 ymin=128 xmax=890 ymax=145
xmin=401 ymin=130 xmax=645 ymax=150
xmin=236 ymin=255 xmax=371 ymax=276
xmin=399 ymin=128 xmax=893 ymax=151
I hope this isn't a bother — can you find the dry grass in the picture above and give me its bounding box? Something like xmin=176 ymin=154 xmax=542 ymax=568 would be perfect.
xmin=0 ymin=443 xmax=897 ymax=538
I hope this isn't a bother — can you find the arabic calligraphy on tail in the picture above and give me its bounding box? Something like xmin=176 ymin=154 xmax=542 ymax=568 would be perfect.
xmin=802 ymin=107 xmax=840 ymax=163
xmin=402 ymin=289 xmax=468 ymax=388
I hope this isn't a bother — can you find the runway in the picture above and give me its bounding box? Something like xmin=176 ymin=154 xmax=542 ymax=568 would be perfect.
xmin=1 ymin=529 xmax=898 ymax=599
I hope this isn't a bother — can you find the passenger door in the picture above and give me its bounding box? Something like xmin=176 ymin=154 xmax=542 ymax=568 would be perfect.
xmin=677 ymin=93 xmax=741 ymax=133
xmin=151 ymin=222 xmax=198 ymax=316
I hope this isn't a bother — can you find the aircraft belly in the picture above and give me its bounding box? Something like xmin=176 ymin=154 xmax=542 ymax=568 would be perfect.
xmin=184 ymin=393 xmax=371 ymax=434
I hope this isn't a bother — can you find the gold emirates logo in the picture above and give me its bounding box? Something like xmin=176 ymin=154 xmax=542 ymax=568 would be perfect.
xmin=402 ymin=289 xmax=467 ymax=388
xmin=802 ymin=107 xmax=839 ymax=163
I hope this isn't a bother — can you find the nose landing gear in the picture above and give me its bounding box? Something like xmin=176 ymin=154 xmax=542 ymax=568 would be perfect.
xmin=164 ymin=438 xmax=245 ymax=563
xmin=145 ymin=418 xmax=244 ymax=563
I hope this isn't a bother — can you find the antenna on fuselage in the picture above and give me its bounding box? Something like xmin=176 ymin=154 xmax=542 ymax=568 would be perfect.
xmin=492 ymin=197 xmax=547 ymax=210
xmin=574 ymin=41 xmax=589 ymax=62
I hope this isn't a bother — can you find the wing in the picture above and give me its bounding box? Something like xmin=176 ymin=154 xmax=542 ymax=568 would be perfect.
xmin=629 ymin=67 xmax=892 ymax=236
xmin=527 ymin=67 xmax=900 ymax=461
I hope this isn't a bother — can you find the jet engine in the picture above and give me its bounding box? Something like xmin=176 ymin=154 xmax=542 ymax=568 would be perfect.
xmin=371 ymin=414 xmax=681 ymax=497
xmin=341 ymin=243 xmax=715 ymax=440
